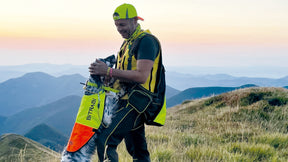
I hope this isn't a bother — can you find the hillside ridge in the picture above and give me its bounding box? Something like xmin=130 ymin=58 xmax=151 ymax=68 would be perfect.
xmin=167 ymin=84 xmax=257 ymax=107
xmin=0 ymin=134 xmax=60 ymax=161
xmin=153 ymin=87 xmax=288 ymax=161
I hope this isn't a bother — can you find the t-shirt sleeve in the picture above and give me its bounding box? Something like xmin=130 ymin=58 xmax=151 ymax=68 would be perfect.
xmin=136 ymin=35 xmax=159 ymax=61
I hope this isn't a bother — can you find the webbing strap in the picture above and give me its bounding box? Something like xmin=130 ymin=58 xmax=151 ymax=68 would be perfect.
xmin=86 ymin=81 xmax=120 ymax=93
xmin=86 ymin=81 xmax=99 ymax=88
xmin=127 ymin=44 xmax=132 ymax=70
xmin=127 ymin=32 xmax=146 ymax=70
xmin=102 ymin=86 xmax=120 ymax=93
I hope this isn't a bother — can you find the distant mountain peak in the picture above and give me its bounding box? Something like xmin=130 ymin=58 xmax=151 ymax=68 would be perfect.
xmin=24 ymin=123 xmax=68 ymax=152
xmin=239 ymin=84 xmax=258 ymax=88
xmin=24 ymin=123 xmax=64 ymax=139
xmin=22 ymin=72 xmax=54 ymax=79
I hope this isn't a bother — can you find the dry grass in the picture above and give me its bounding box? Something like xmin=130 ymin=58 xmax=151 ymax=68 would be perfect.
xmin=144 ymin=87 xmax=288 ymax=161
xmin=0 ymin=134 xmax=60 ymax=162
xmin=14 ymin=87 xmax=288 ymax=161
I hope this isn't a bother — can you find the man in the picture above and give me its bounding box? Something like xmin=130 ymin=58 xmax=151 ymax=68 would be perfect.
xmin=89 ymin=3 xmax=164 ymax=162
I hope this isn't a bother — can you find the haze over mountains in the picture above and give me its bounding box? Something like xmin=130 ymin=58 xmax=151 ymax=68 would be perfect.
xmin=0 ymin=72 xmax=85 ymax=116
xmin=1 ymin=64 xmax=288 ymax=117
xmin=1 ymin=63 xmax=288 ymax=152
xmin=1 ymin=70 xmax=288 ymax=116
xmin=0 ymin=95 xmax=80 ymax=136
xmin=1 ymin=63 xmax=288 ymax=90
xmin=0 ymin=63 xmax=89 ymax=83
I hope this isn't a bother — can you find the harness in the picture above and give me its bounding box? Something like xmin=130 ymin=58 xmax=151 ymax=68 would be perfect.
xmin=66 ymin=54 xmax=120 ymax=153
xmin=118 ymin=31 xmax=167 ymax=126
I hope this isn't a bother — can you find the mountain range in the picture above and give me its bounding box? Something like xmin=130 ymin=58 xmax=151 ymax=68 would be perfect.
xmin=0 ymin=71 xmax=179 ymax=117
xmin=166 ymin=72 xmax=288 ymax=90
xmin=1 ymin=70 xmax=288 ymax=142
xmin=0 ymin=63 xmax=88 ymax=83
xmin=1 ymin=71 xmax=288 ymax=135
xmin=1 ymin=63 xmax=288 ymax=91
xmin=166 ymin=84 xmax=257 ymax=107
xmin=0 ymin=72 xmax=85 ymax=116
xmin=0 ymin=95 xmax=81 ymax=136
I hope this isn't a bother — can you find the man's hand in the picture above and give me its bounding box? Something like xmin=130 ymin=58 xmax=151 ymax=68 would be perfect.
xmin=89 ymin=59 xmax=108 ymax=76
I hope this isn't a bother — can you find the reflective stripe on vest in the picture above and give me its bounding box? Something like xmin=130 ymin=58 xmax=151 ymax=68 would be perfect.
xmin=116 ymin=31 xmax=160 ymax=93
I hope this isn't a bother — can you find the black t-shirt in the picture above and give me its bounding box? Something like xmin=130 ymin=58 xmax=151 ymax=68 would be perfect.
xmin=135 ymin=35 xmax=159 ymax=61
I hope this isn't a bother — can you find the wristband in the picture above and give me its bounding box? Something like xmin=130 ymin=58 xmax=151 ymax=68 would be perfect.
xmin=106 ymin=67 xmax=111 ymax=76
xmin=109 ymin=68 xmax=113 ymax=77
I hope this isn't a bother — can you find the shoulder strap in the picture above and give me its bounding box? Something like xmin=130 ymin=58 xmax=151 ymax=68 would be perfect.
xmin=153 ymin=35 xmax=165 ymax=94
xmin=127 ymin=33 xmax=165 ymax=94
xmin=127 ymin=33 xmax=146 ymax=70
xmin=115 ymin=41 xmax=127 ymax=69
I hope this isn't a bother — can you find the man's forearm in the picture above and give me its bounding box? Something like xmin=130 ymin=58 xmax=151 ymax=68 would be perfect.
xmin=110 ymin=68 xmax=147 ymax=84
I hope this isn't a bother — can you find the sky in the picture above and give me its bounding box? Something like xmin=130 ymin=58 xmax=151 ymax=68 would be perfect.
xmin=0 ymin=0 xmax=288 ymax=77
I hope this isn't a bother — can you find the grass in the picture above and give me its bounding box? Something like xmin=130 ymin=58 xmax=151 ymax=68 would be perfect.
xmin=0 ymin=134 xmax=60 ymax=162
xmin=7 ymin=87 xmax=288 ymax=161
xmin=143 ymin=87 xmax=288 ymax=161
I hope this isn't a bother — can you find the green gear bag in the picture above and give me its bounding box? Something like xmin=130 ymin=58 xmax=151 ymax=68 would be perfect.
xmin=75 ymin=91 xmax=106 ymax=129
xmin=152 ymin=97 xmax=166 ymax=125
xmin=127 ymin=80 xmax=166 ymax=126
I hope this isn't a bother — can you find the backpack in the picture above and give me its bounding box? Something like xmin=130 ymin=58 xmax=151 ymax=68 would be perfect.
xmin=126 ymin=33 xmax=166 ymax=126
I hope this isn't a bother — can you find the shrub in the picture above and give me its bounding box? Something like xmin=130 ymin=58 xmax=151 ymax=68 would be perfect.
xmin=185 ymin=105 xmax=204 ymax=114
xmin=262 ymin=104 xmax=275 ymax=112
xmin=259 ymin=111 xmax=270 ymax=121
xmin=153 ymin=149 xmax=173 ymax=161
xmin=240 ymin=92 xmax=271 ymax=106
xmin=221 ymin=131 xmax=253 ymax=143
xmin=203 ymin=96 xmax=223 ymax=106
xmin=147 ymin=134 xmax=169 ymax=143
xmin=179 ymin=134 xmax=204 ymax=147
xmin=186 ymin=146 xmax=223 ymax=161
xmin=215 ymin=102 xmax=226 ymax=108
xmin=268 ymin=97 xmax=288 ymax=106
xmin=181 ymin=100 xmax=191 ymax=105
xmin=229 ymin=142 xmax=275 ymax=161
xmin=252 ymin=133 xmax=288 ymax=149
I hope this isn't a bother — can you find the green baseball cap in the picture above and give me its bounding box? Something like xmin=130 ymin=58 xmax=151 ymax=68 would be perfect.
xmin=113 ymin=3 xmax=144 ymax=21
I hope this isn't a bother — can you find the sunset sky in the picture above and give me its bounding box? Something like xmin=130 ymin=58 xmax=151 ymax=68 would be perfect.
xmin=1 ymin=0 xmax=288 ymax=75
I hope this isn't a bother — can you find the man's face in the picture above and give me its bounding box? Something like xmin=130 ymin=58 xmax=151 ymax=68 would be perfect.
xmin=114 ymin=18 xmax=137 ymax=39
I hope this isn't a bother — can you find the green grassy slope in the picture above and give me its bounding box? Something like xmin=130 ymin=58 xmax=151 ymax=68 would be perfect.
xmin=0 ymin=134 xmax=60 ymax=161
xmin=167 ymin=84 xmax=257 ymax=108
xmin=101 ymin=87 xmax=288 ymax=162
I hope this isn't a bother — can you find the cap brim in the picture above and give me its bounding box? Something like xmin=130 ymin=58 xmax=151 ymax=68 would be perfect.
xmin=137 ymin=16 xmax=144 ymax=21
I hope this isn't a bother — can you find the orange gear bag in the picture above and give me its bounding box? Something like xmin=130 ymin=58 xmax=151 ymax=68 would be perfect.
xmin=66 ymin=91 xmax=106 ymax=152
